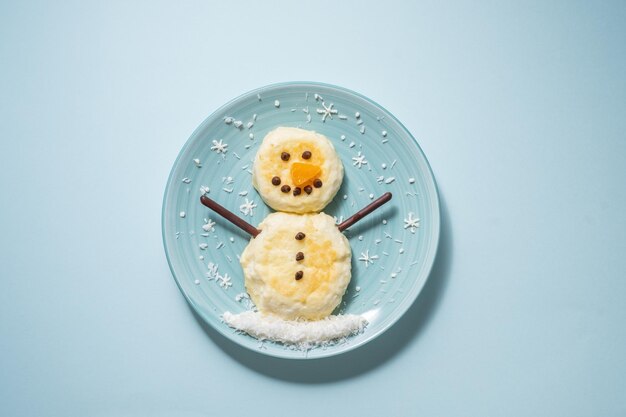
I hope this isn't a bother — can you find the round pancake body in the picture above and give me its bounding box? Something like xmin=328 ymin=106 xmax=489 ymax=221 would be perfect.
xmin=240 ymin=212 xmax=352 ymax=321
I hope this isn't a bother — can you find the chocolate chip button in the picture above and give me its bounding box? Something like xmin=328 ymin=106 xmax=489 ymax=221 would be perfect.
xmin=303 ymin=185 xmax=312 ymax=194
xmin=295 ymin=271 xmax=303 ymax=280
xmin=271 ymin=176 xmax=281 ymax=186
xmin=295 ymin=232 xmax=305 ymax=240
xmin=295 ymin=252 xmax=304 ymax=261
xmin=293 ymin=187 xmax=302 ymax=196
xmin=281 ymin=185 xmax=291 ymax=193
xmin=281 ymin=152 xmax=290 ymax=161
xmin=313 ymin=179 xmax=323 ymax=188
xmin=302 ymin=151 xmax=312 ymax=159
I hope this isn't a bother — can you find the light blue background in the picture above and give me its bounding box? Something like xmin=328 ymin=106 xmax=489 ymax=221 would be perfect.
xmin=1 ymin=1 xmax=625 ymax=416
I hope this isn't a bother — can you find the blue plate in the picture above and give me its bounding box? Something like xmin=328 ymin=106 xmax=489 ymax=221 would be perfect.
xmin=162 ymin=82 xmax=440 ymax=359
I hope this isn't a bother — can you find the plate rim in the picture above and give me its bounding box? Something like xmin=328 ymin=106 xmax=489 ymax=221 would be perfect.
xmin=162 ymin=81 xmax=441 ymax=360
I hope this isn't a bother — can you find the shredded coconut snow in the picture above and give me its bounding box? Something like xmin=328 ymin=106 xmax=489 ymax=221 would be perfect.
xmin=222 ymin=311 xmax=367 ymax=345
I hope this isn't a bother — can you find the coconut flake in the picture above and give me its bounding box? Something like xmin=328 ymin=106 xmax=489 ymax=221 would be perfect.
xmin=222 ymin=311 xmax=368 ymax=345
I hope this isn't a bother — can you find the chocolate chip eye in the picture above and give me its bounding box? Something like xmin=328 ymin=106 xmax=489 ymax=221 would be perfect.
xmin=295 ymin=252 xmax=304 ymax=261
xmin=271 ymin=176 xmax=281 ymax=186
xmin=295 ymin=271 xmax=303 ymax=280
xmin=313 ymin=179 xmax=323 ymax=188
xmin=303 ymin=185 xmax=312 ymax=194
xmin=281 ymin=185 xmax=291 ymax=193
xmin=295 ymin=232 xmax=305 ymax=240
xmin=292 ymin=187 xmax=302 ymax=196
xmin=302 ymin=151 xmax=312 ymax=159
xmin=281 ymin=152 xmax=290 ymax=161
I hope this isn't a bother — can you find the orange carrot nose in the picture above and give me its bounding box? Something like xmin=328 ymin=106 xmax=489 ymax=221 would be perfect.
xmin=291 ymin=162 xmax=321 ymax=186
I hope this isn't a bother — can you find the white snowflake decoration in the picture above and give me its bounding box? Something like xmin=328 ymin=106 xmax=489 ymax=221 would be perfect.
xmin=217 ymin=273 xmax=232 ymax=289
xmin=206 ymin=262 xmax=219 ymax=279
xmin=403 ymin=212 xmax=420 ymax=233
xmin=352 ymin=152 xmax=368 ymax=168
xmin=316 ymin=101 xmax=338 ymax=122
xmin=239 ymin=198 xmax=257 ymax=217
xmin=358 ymin=250 xmax=379 ymax=268
xmin=202 ymin=219 xmax=216 ymax=232
xmin=210 ymin=139 xmax=228 ymax=154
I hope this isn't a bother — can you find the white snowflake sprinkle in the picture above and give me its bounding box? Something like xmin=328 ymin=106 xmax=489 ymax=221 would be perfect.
xmin=238 ymin=190 xmax=248 ymax=196
xmin=369 ymin=193 xmax=374 ymax=199
xmin=340 ymin=134 xmax=346 ymax=141
xmin=316 ymin=101 xmax=338 ymax=122
xmin=376 ymin=176 xmax=385 ymax=184
xmin=274 ymin=100 xmax=280 ymax=108
xmin=218 ymin=273 xmax=232 ymax=289
xmin=199 ymin=243 xmax=208 ymax=250
xmin=409 ymin=177 xmax=415 ymax=184
xmin=239 ymin=198 xmax=257 ymax=216
xmin=352 ymin=152 xmax=368 ymax=168
xmin=179 ymin=211 xmax=186 ymax=218
xmin=182 ymin=177 xmax=191 ymax=184
xmin=194 ymin=279 xmax=201 ymax=285
xmin=249 ymin=133 xmax=254 ymax=139
xmin=206 ymin=262 xmax=219 ymax=278
xmin=211 ymin=139 xmax=228 ymax=154
xmin=233 ymin=120 xmax=243 ymax=129
xmin=404 ymin=212 xmax=420 ymax=233
xmin=355 ymin=111 xmax=361 ymax=118
xmin=202 ymin=219 xmax=216 ymax=232
xmin=224 ymin=116 xmax=234 ymax=124
xmin=385 ymin=177 xmax=396 ymax=184
xmin=382 ymin=130 xmax=387 ymax=137
xmin=381 ymin=163 xmax=387 ymax=169
xmin=200 ymin=185 xmax=210 ymax=195
xmin=193 ymin=158 xmax=202 ymax=167
xmin=360 ymin=125 xmax=366 ymax=134
xmin=349 ymin=141 xmax=355 ymax=148
xmin=358 ymin=250 xmax=379 ymax=267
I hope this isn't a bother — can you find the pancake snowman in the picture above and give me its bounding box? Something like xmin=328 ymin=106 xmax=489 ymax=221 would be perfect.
xmin=200 ymin=127 xmax=391 ymax=338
